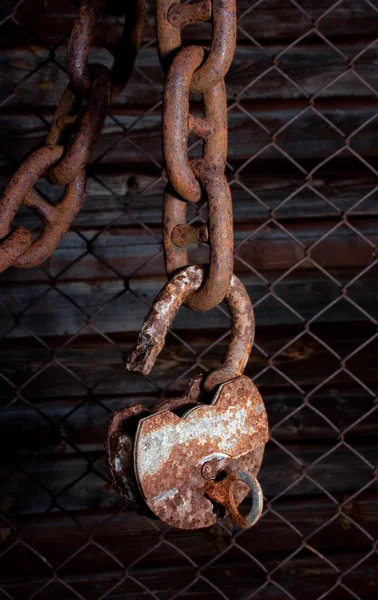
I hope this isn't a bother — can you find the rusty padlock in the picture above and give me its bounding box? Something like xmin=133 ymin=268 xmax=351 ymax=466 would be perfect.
xmin=106 ymin=265 xmax=268 ymax=529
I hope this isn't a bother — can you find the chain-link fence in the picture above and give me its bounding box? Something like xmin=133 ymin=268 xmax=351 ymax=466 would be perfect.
xmin=0 ymin=0 xmax=378 ymax=598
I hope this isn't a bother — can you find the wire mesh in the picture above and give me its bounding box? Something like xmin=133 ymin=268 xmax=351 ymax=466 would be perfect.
xmin=0 ymin=0 xmax=377 ymax=598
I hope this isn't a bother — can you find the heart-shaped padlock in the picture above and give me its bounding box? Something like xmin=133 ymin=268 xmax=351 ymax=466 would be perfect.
xmin=106 ymin=265 xmax=268 ymax=529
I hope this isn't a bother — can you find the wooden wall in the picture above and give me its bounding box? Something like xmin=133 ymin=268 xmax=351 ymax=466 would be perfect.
xmin=0 ymin=1 xmax=377 ymax=598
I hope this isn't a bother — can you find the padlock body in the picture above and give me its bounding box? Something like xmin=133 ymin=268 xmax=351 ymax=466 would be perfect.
xmin=134 ymin=376 xmax=268 ymax=529
xmin=106 ymin=376 xmax=204 ymax=513
xmin=106 ymin=404 xmax=147 ymax=510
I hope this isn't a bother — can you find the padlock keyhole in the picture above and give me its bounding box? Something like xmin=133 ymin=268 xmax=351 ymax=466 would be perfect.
xmin=208 ymin=496 xmax=226 ymax=519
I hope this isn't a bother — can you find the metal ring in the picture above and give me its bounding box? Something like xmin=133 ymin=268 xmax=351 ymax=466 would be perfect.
xmin=157 ymin=0 xmax=236 ymax=93
xmin=13 ymin=170 xmax=87 ymax=269
xmin=68 ymin=0 xmax=145 ymax=100
xmin=205 ymin=470 xmax=263 ymax=529
xmin=164 ymin=45 xmax=204 ymax=203
xmin=163 ymin=47 xmax=228 ymax=203
xmin=0 ymin=145 xmax=64 ymax=240
xmin=126 ymin=265 xmax=254 ymax=389
xmin=230 ymin=471 xmax=264 ymax=529
xmin=190 ymin=0 xmax=236 ymax=93
xmin=168 ymin=0 xmax=211 ymax=29
xmin=48 ymin=64 xmax=111 ymax=185
xmin=68 ymin=0 xmax=105 ymax=96
xmin=156 ymin=0 xmax=182 ymax=73
xmin=164 ymin=160 xmax=233 ymax=312
xmin=0 ymin=228 xmax=33 ymax=273
xmin=163 ymin=185 xmax=188 ymax=275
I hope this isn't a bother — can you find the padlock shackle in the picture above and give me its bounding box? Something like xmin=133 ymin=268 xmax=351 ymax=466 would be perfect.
xmin=205 ymin=470 xmax=264 ymax=529
xmin=126 ymin=265 xmax=255 ymax=391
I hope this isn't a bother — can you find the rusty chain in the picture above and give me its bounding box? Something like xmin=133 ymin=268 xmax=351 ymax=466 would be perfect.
xmin=105 ymin=0 xmax=265 ymax=531
xmin=0 ymin=0 xmax=145 ymax=273
xmin=159 ymin=0 xmax=236 ymax=311
xmin=1 ymin=0 xmax=377 ymax=592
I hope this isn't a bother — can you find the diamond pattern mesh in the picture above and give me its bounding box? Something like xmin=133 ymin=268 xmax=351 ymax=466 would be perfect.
xmin=0 ymin=0 xmax=377 ymax=598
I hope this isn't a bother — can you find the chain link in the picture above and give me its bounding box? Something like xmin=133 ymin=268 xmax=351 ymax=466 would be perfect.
xmin=1 ymin=0 xmax=377 ymax=592
xmin=0 ymin=0 xmax=145 ymax=273
xmin=157 ymin=0 xmax=236 ymax=92
xmin=159 ymin=0 xmax=237 ymax=311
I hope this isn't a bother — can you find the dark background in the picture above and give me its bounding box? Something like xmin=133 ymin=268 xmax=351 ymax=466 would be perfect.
xmin=0 ymin=0 xmax=378 ymax=598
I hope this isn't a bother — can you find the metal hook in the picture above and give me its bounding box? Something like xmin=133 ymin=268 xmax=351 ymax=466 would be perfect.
xmin=125 ymin=264 xmax=255 ymax=391
xmin=205 ymin=470 xmax=263 ymax=529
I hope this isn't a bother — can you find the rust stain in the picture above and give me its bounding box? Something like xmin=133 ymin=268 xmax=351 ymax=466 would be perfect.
xmin=134 ymin=376 xmax=268 ymax=529
xmin=106 ymin=0 xmax=268 ymax=531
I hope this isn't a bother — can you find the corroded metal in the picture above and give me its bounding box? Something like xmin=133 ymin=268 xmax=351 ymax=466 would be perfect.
xmin=0 ymin=146 xmax=87 ymax=271
xmin=163 ymin=168 xmax=233 ymax=312
xmin=168 ymin=0 xmax=211 ymax=29
xmin=106 ymin=370 xmax=268 ymax=530
xmin=106 ymin=403 xmax=148 ymax=509
xmin=157 ymin=0 xmax=236 ymax=93
xmin=106 ymin=0 xmax=267 ymax=531
xmin=189 ymin=0 xmax=236 ymax=94
xmin=205 ymin=470 xmax=264 ymax=529
xmin=163 ymin=162 xmax=233 ymax=310
xmin=134 ymin=375 xmax=268 ymax=529
xmin=126 ymin=265 xmax=203 ymax=374
xmin=0 ymin=145 xmax=64 ymax=240
xmin=126 ymin=265 xmax=254 ymax=391
xmin=48 ymin=64 xmax=111 ymax=185
xmin=163 ymin=47 xmax=228 ymax=203
xmin=68 ymin=0 xmax=145 ymax=100
xmin=0 ymin=228 xmax=33 ymax=272
xmin=171 ymin=223 xmax=209 ymax=248
xmin=160 ymin=0 xmax=233 ymax=311
xmin=68 ymin=0 xmax=105 ymax=96
xmin=106 ymin=374 xmax=204 ymax=509
xmin=108 ymin=266 xmax=267 ymax=529
xmin=0 ymin=0 xmax=144 ymax=272
xmin=14 ymin=172 xmax=87 ymax=268
xmin=163 ymin=46 xmax=204 ymax=203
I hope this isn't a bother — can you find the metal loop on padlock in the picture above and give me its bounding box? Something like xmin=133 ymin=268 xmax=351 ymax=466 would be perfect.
xmin=205 ymin=470 xmax=264 ymax=529
xmin=126 ymin=264 xmax=255 ymax=392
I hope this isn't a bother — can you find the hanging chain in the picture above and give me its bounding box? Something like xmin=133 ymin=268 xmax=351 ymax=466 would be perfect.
xmin=158 ymin=0 xmax=236 ymax=311
xmin=0 ymin=0 xmax=145 ymax=273
xmin=108 ymin=1 xmax=267 ymax=531
xmin=126 ymin=0 xmax=247 ymax=377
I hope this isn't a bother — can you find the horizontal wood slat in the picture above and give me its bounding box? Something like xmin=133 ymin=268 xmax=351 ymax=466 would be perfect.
xmin=0 ymin=1 xmax=377 ymax=597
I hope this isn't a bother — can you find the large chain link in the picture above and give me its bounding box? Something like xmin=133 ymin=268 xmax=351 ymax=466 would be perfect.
xmin=0 ymin=0 xmax=145 ymax=272
xmin=158 ymin=0 xmax=236 ymax=311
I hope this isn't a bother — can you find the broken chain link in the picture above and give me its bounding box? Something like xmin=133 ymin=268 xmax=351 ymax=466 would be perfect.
xmin=0 ymin=0 xmax=145 ymax=272
xmin=159 ymin=0 xmax=236 ymax=310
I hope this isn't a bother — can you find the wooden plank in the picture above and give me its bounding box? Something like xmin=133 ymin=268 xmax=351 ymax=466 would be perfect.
xmin=2 ymin=100 xmax=378 ymax=165
xmin=2 ymin=39 xmax=378 ymax=109
xmin=1 ymin=383 xmax=377 ymax=460
xmin=3 ymin=492 xmax=378 ymax=561
xmin=1 ymin=164 xmax=377 ymax=232
xmin=0 ymin=215 xmax=377 ymax=287
xmin=0 ymin=493 xmax=377 ymax=580
xmin=2 ymin=0 xmax=378 ymax=48
xmin=1 ymin=313 xmax=377 ymax=397
xmin=1 ymin=543 xmax=377 ymax=599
